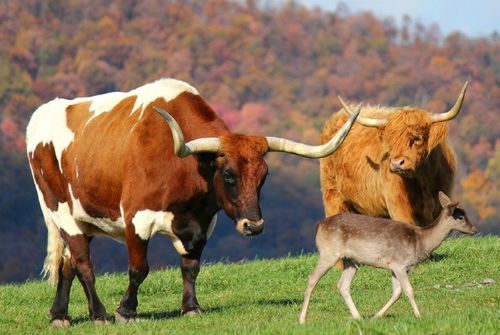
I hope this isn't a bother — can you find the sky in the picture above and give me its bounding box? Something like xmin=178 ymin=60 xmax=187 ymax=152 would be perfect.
xmin=294 ymin=0 xmax=500 ymax=37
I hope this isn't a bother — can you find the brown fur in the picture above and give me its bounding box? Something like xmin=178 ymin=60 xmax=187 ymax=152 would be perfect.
xmin=28 ymin=83 xmax=274 ymax=325
xmin=320 ymin=105 xmax=456 ymax=226
xmin=29 ymin=143 xmax=69 ymax=211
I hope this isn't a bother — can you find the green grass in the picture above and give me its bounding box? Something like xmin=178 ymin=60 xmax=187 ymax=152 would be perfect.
xmin=0 ymin=236 xmax=499 ymax=334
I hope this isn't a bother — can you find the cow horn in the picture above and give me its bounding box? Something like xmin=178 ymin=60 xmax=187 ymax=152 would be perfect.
xmin=266 ymin=102 xmax=360 ymax=158
xmin=430 ymin=81 xmax=468 ymax=123
xmin=154 ymin=106 xmax=220 ymax=157
xmin=338 ymin=96 xmax=388 ymax=127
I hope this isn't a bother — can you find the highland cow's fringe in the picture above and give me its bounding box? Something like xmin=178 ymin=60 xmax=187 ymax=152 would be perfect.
xmin=41 ymin=217 xmax=64 ymax=286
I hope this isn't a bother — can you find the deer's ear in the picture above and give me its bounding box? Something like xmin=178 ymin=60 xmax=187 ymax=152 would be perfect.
xmin=446 ymin=201 xmax=459 ymax=214
xmin=438 ymin=191 xmax=451 ymax=208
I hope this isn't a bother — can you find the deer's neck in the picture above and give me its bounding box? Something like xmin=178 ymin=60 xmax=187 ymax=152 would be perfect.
xmin=420 ymin=213 xmax=451 ymax=257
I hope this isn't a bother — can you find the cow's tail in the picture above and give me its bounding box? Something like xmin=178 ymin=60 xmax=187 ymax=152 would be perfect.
xmin=42 ymin=217 xmax=64 ymax=286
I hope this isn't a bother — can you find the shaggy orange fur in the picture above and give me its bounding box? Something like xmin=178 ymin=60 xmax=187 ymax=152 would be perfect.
xmin=320 ymin=105 xmax=456 ymax=226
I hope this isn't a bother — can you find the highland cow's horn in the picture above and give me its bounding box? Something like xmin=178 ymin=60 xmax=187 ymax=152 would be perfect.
xmin=154 ymin=106 xmax=220 ymax=157
xmin=266 ymin=100 xmax=360 ymax=158
xmin=430 ymin=82 xmax=468 ymax=123
xmin=338 ymin=96 xmax=387 ymax=127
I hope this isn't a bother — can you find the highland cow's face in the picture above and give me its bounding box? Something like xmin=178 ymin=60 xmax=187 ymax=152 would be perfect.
xmin=338 ymin=83 xmax=467 ymax=178
xmin=382 ymin=109 xmax=432 ymax=176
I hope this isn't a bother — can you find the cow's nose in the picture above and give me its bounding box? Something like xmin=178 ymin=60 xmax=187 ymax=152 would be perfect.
xmin=390 ymin=158 xmax=406 ymax=171
xmin=244 ymin=220 xmax=264 ymax=235
xmin=236 ymin=218 xmax=264 ymax=236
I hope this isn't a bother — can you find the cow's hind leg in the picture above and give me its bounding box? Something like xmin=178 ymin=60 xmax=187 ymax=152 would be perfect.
xmin=62 ymin=231 xmax=108 ymax=323
xmin=49 ymin=249 xmax=75 ymax=328
xmin=116 ymin=226 xmax=149 ymax=322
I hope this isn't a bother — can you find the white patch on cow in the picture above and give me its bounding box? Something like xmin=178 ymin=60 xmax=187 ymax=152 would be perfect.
xmin=206 ymin=214 xmax=217 ymax=240
xmin=63 ymin=246 xmax=71 ymax=260
xmin=74 ymin=157 xmax=79 ymax=179
xmin=49 ymin=201 xmax=82 ymax=236
xmin=26 ymin=98 xmax=78 ymax=170
xmin=82 ymin=78 xmax=199 ymax=125
xmin=68 ymin=186 xmax=126 ymax=241
xmin=31 ymin=180 xmax=82 ymax=236
xmin=130 ymin=78 xmax=199 ymax=118
xmin=132 ymin=210 xmax=187 ymax=255
xmin=119 ymin=204 xmax=125 ymax=220
xmin=84 ymin=91 xmax=128 ymax=127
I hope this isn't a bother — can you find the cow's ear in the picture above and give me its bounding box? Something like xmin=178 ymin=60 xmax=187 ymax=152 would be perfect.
xmin=428 ymin=122 xmax=448 ymax=151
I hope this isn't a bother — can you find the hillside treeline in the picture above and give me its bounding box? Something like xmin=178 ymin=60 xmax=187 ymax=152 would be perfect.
xmin=0 ymin=0 xmax=498 ymax=282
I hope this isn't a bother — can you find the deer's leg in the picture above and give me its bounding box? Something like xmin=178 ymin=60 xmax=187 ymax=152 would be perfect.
xmin=394 ymin=269 xmax=420 ymax=317
xmin=299 ymin=255 xmax=337 ymax=324
xmin=374 ymin=271 xmax=402 ymax=317
xmin=337 ymin=259 xmax=361 ymax=319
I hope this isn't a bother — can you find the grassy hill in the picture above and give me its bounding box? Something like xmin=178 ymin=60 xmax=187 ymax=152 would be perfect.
xmin=0 ymin=236 xmax=498 ymax=334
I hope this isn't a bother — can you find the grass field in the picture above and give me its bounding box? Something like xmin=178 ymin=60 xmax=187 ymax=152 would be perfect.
xmin=0 ymin=236 xmax=498 ymax=334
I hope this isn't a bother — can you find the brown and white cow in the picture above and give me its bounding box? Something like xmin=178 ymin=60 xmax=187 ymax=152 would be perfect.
xmin=320 ymin=82 xmax=467 ymax=226
xmin=26 ymin=78 xmax=359 ymax=327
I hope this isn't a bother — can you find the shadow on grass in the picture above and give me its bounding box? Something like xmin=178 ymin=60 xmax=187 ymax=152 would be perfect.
xmin=68 ymin=298 xmax=303 ymax=324
xmin=429 ymin=252 xmax=448 ymax=262
xmin=255 ymin=298 xmax=302 ymax=306
xmin=138 ymin=305 xmax=225 ymax=320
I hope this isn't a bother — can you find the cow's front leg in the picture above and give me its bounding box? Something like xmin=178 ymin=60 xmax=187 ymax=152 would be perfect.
xmin=116 ymin=227 xmax=149 ymax=322
xmin=181 ymin=249 xmax=204 ymax=315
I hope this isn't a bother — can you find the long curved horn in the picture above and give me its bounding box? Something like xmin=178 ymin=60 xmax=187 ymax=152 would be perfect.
xmin=430 ymin=81 xmax=468 ymax=123
xmin=338 ymin=96 xmax=387 ymax=127
xmin=154 ymin=106 xmax=220 ymax=157
xmin=266 ymin=105 xmax=360 ymax=158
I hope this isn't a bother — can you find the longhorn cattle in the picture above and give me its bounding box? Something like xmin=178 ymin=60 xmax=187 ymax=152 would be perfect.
xmin=320 ymin=83 xmax=468 ymax=226
xmin=26 ymin=78 xmax=358 ymax=327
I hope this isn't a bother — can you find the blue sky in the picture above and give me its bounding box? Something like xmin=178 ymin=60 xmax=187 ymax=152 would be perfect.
xmin=294 ymin=0 xmax=500 ymax=37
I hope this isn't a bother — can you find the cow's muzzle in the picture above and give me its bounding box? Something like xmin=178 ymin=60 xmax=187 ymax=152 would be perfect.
xmin=390 ymin=158 xmax=415 ymax=176
xmin=236 ymin=218 xmax=264 ymax=236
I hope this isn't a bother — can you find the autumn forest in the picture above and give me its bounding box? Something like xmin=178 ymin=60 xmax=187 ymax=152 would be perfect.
xmin=0 ymin=0 xmax=498 ymax=282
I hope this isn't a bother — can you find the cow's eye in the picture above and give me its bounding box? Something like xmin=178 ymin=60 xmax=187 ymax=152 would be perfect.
xmin=411 ymin=137 xmax=423 ymax=147
xmin=223 ymin=170 xmax=236 ymax=185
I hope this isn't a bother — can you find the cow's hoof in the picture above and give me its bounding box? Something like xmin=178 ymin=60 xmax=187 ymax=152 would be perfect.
xmin=114 ymin=312 xmax=143 ymax=323
xmin=50 ymin=318 xmax=71 ymax=328
xmin=115 ymin=312 xmax=130 ymax=323
xmin=183 ymin=308 xmax=202 ymax=316
xmin=93 ymin=318 xmax=111 ymax=325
